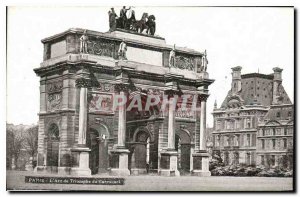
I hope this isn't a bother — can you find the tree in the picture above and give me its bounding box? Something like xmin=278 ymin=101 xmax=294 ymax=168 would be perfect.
xmin=24 ymin=125 xmax=38 ymax=160
xmin=6 ymin=126 xmax=25 ymax=169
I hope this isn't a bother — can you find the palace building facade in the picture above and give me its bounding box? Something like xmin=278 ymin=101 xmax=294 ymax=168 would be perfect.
xmin=211 ymin=66 xmax=293 ymax=167
xmin=33 ymin=27 xmax=214 ymax=176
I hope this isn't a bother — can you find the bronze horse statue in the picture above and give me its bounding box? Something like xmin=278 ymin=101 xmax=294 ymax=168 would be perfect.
xmin=145 ymin=15 xmax=156 ymax=35
xmin=115 ymin=11 xmax=156 ymax=36
xmin=132 ymin=13 xmax=156 ymax=35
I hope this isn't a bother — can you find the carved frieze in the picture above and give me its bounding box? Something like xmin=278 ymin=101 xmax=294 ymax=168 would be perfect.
xmin=174 ymin=55 xmax=195 ymax=71
xmin=47 ymin=93 xmax=62 ymax=111
xmin=86 ymin=38 xmax=118 ymax=58
xmin=89 ymin=93 xmax=114 ymax=113
xmin=46 ymin=81 xmax=63 ymax=112
xmin=47 ymin=81 xmax=63 ymax=93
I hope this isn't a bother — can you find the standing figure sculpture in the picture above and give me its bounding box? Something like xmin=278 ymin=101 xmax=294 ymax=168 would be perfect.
xmin=119 ymin=6 xmax=130 ymax=29
xmin=169 ymin=45 xmax=176 ymax=68
xmin=108 ymin=8 xmax=118 ymax=32
xmin=118 ymin=39 xmax=127 ymax=60
xmin=202 ymin=49 xmax=208 ymax=72
xmin=126 ymin=7 xmax=136 ymax=30
xmin=80 ymin=30 xmax=88 ymax=53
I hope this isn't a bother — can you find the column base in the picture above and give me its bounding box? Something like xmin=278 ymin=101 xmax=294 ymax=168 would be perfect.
xmin=110 ymin=148 xmax=130 ymax=176
xmin=158 ymin=169 xmax=180 ymax=176
xmin=70 ymin=167 xmax=91 ymax=176
xmin=131 ymin=168 xmax=147 ymax=175
xmin=159 ymin=150 xmax=180 ymax=176
xmin=110 ymin=168 xmax=130 ymax=176
xmin=57 ymin=167 xmax=71 ymax=175
xmin=191 ymin=151 xmax=211 ymax=177
xmin=70 ymin=147 xmax=91 ymax=176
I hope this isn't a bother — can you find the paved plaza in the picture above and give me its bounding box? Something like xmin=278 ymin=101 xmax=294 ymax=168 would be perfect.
xmin=6 ymin=171 xmax=293 ymax=191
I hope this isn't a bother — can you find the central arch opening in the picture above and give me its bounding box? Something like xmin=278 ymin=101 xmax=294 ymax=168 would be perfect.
xmin=87 ymin=125 xmax=110 ymax=175
xmin=175 ymin=129 xmax=192 ymax=175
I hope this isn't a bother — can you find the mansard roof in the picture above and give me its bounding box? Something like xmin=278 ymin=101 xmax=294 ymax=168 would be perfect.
xmin=263 ymin=104 xmax=294 ymax=122
xmin=221 ymin=72 xmax=292 ymax=109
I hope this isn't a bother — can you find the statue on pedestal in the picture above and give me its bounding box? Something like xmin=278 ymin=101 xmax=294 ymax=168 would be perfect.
xmin=169 ymin=45 xmax=176 ymax=68
xmin=119 ymin=6 xmax=130 ymax=29
xmin=108 ymin=8 xmax=118 ymax=32
xmin=80 ymin=30 xmax=88 ymax=54
xmin=126 ymin=7 xmax=136 ymax=30
xmin=201 ymin=49 xmax=208 ymax=72
xmin=118 ymin=39 xmax=127 ymax=60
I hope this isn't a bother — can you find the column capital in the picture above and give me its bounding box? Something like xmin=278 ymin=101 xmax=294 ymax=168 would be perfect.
xmin=164 ymin=81 xmax=182 ymax=98
xmin=164 ymin=89 xmax=182 ymax=98
xmin=198 ymin=94 xmax=209 ymax=102
xmin=75 ymin=77 xmax=99 ymax=88
xmin=114 ymin=83 xmax=131 ymax=93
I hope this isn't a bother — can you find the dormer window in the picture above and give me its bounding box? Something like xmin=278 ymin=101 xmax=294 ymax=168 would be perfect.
xmin=276 ymin=112 xmax=281 ymax=118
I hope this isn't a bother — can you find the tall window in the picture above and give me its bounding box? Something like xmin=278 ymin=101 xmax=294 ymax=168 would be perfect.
xmin=234 ymin=152 xmax=239 ymax=165
xmin=261 ymin=139 xmax=265 ymax=149
xmin=272 ymin=128 xmax=276 ymax=136
xmin=284 ymin=128 xmax=287 ymax=135
xmin=283 ymin=138 xmax=287 ymax=149
xmin=271 ymin=155 xmax=275 ymax=166
xmin=246 ymin=153 xmax=251 ymax=165
xmin=272 ymin=139 xmax=276 ymax=149
xmin=276 ymin=112 xmax=281 ymax=118
xmin=247 ymin=120 xmax=251 ymax=129
xmin=215 ymin=135 xmax=220 ymax=147
xmin=234 ymin=135 xmax=239 ymax=146
xmin=261 ymin=155 xmax=265 ymax=165
xmin=216 ymin=121 xmax=221 ymax=130
xmin=236 ymin=120 xmax=240 ymax=129
xmin=246 ymin=134 xmax=251 ymax=147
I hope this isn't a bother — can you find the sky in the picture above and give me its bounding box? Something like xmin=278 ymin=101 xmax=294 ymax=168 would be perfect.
xmin=6 ymin=6 xmax=294 ymax=127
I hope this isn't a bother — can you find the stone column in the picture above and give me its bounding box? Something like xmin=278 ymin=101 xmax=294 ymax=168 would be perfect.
xmin=117 ymin=90 xmax=126 ymax=148
xmin=110 ymin=84 xmax=130 ymax=176
xmin=199 ymin=99 xmax=207 ymax=150
xmin=70 ymin=78 xmax=91 ymax=176
xmin=159 ymin=90 xmax=180 ymax=176
xmin=78 ymin=87 xmax=87 ymax=145
xmin=192 ymin=95 xmax=211 ymax=176
xmin=167 ymin=97 xmax=176 ymax=150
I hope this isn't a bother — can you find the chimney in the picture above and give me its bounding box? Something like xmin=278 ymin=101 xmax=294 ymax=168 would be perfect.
xmin=231 ymin=66 xmax=242 ymax=94
xmin=272 ymin=67 xmax=283 ymax=104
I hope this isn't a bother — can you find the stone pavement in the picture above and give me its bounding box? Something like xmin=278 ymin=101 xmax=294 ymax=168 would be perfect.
xmin=6 ymin=170 xmax=293 ymax=191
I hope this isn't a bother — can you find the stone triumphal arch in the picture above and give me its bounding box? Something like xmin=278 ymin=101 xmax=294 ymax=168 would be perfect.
xmin=34 ymin=10 xmax=214 ymax=176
